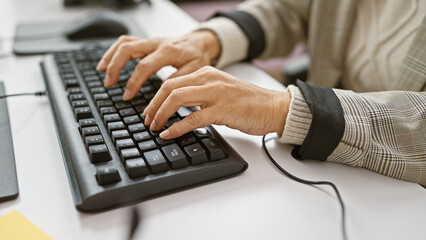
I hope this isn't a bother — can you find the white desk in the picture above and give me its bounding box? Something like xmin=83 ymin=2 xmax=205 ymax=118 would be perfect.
xmin=1 ymin=0 xmax=426 ymax=239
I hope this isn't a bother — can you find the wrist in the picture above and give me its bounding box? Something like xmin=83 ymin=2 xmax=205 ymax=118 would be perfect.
xmin=192 ymin=30 xmax=220 ymax=64
xmin=272 ymin=90 xmax=291 ymax=134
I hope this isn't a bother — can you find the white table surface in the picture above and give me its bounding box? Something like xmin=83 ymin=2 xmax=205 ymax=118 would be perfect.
xmin=1 ymin=0 xmax=425 ymax=239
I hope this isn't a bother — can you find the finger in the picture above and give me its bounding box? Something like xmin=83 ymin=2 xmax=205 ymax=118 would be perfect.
xmin=149 ymin=85 xmax=211 ymax=130
xmin=159 ymin=109 xmax=214 ymax=139
xmin=142 ymin=73 xmax=200 ymax=124
xmin=168 ymin=60 xmax=202 ymax=79
xmin=97 ymin=35 xmax=138 ymax=71
xmin=123 ymin=50 xmax=184 ymax=101
xmin=105 ymin=39 xmax=160 ymax=87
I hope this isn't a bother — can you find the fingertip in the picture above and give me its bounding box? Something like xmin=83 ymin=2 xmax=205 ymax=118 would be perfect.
xmin=97 ymin=59 xmax=107 ymax=71
xmin=159 ymin=129 xmax=171 ymax=139
xmin=144 ymin=113 xmax=152 ymax=126
xmin=122 ymin=88 xmax=134 ymax=101
xmin=104 ymin=75 xmax=112 ymax=87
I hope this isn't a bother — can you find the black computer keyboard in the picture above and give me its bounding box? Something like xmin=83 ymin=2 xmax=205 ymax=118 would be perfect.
xmin=40 ymin=46 xmax=247 ymax=212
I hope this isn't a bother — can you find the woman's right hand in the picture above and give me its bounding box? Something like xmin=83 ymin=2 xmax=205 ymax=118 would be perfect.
xmin=96 ymin=31 xmax=220 ymax=101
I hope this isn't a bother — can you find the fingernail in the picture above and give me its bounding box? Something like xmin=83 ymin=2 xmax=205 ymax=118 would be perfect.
xmin=123 ymin=89 xmax=132 ymax=101
xmin=159 ymin=129 xmax=170 ymax=139
xmin=150 ymin=120 xmax=157 ymax=130
xmin=144 ymin=114 xmax=152 ymax=126
xmin=104 ymin=75 xmax=111 ymax=87
xmin=97 ymin=59 xmax=106 ymax=71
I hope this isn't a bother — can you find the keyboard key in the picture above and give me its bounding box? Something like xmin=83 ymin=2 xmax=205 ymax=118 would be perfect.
xmin=133 ymin=131 xmax=151 ymax=142
xmin=72 ymin=100 xmax=88 ymax=108
xmin=177 ymin=107 xmax=192 ymax=118
xmin=165 ymin=118 xmax=180 ymax=128
xmin=138 ymin=140 xmax=157 ymax=152
xmin=89 ymin=144 xmax=111 ymax=163
xmin=131 ymin=98 xmax=147 ymax=106
xmin=155 ymin=137 xmax=174 ymax=146
xmin=67 ymin=87 xmax=81 ymax=94
xmin=97 ymin=100 xmax=113 ymax=108
xmin=108 ymin=88 xmax=123 ymax=96
xmin=83 ymin=70 xmax=98 ymax=77
xmin=194 ymin=128 xmax=212 ymax=139
xmin=85 ymin=135 xmax=104 ymax=147
xmin=100 ymin=106 xmax=117 ymax=116
xmin=125 ymin=158 xmax=150 ymax=178
xmin=162 ymin=144 xmax=188 ymax=169
xmin=103 ymin=113 xmax=120 ymax=123
xmin=150 ymin=77 xmax=163 ymax=89
xmin=64 ymin=79 xmax=79 ymax=88
xmin=184 ymin=143 xmax=208 ymax=165
xmin=111 ymin=129 xmax=130 ymax=142
xmin=143 ymin=150 xmax=169 ymax=174
xmin=119 ymin=108 xmax=136 ymax=117
xmin=115 ymin=102 xmax=132 ymax=109
xmin=134 ymin=104 xmax=148 ymax=113
xmin=74 ymin=107 xmax=92 ymax=120
xmin=144 ymin=92 xmax=155 ymax=100
xmin=201 ymin=138 xmax=227 ymax=161
xmin=149 ymin=129 xmax=162 ymax=137
xmin=84 ymin=75 xmax=100 ymax=82
xmin=69 ymin=93 xmax=85 ymax=101
xmin=116 ymin=138 xmax=135 ymax=150
xmin=111 ymin=95 xmax=124 ymax=103
xmin=96 ymin=167 xmax=120 ymax=185
xmin=107 ymin=121 xmax=125 ymax=132
xmin=90 ymin=87 xmax=106 ymax=94
xmin=140 ymin=84 xmax=155 ymax=94
xmin=93 ymin=93 xmax=110 ymax=101
xmin=123 ymin=115 xmax=140 ymax=124
xmin=79 ymin=118 xmax=96 ymax=127
xmin=82 ymin=126 xmax=100 ymax=137
xmin=177 ymin=133 xmax=196 ymax=147
xmin=87 ymin=80 xmax=102 ymax=88
xmin=129 ymin=123 xmax=145 ymax=133
xmin=120 ymin=148 xmax=140 ymax=161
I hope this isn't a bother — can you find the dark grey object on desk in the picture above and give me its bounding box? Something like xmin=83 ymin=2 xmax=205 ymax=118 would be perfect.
xmin=0 ymin=81 xmax=19 ymax=202
xmin=13 ymin=13 xmax=146 ymax=55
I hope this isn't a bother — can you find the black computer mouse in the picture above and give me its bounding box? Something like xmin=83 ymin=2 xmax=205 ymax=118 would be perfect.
xmin=65 ymin=13 xmax=129 ymax=40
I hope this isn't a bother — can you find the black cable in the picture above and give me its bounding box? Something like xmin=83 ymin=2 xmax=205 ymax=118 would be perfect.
xmin=0 ymin=91 xmax=47 ymax=99
xmin=262 ymin=134 xmax=347 ymax=240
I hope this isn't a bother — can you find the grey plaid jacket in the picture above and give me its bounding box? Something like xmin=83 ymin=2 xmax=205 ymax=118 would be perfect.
xmin=223 ymin=0 xmax=426 ymax=185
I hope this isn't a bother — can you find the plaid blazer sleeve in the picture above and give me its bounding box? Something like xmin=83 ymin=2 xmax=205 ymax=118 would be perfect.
xmin=328 ymin=90 xmax=426 ymax=186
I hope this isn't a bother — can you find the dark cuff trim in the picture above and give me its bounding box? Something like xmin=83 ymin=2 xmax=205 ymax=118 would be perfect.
xmin=291 ymin=80 xmax=345 ymax=161
xmin=212 ymin=10 xmax=265 ymax=62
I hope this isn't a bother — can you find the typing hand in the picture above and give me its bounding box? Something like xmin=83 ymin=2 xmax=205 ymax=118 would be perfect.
xmin=96 ymin=31 xmax=220 ymax=100
xmin=143 ymin=66 xmax=291 ymax=139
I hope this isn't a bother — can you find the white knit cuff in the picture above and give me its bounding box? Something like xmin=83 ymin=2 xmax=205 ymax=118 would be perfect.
xmin=197 ymin=17 xmax=249 ymax=69
xmin=278 ymin=85 xmax=312 ymax=145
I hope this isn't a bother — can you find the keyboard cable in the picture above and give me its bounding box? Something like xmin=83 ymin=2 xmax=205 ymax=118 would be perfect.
xmin=262 ymin=134 xmax=347 ymax=240
xmin=0 ymin=90 xmax=47 ymax=99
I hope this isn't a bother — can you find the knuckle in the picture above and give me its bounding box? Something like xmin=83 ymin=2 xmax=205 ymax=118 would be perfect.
xmin=199 ymin=66 xmax=217 ymax=77
xmin=161 ymin=79 xmax=175 ymax=92
xmin=118 ymin=35 xmax=130 ymax=42
xmin=159 ymin=43 xmax=178 ymax=55
xmin=169 ymin=88 xmax=185 ymax=101
xmin=136 ymin=61 xmax=150 ymax=71
xmin=118 ymin=43 xmax=130 ymax=53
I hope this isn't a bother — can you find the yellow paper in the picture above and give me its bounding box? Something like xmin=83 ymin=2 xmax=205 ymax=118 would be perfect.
xmin=0 ymin=210 xmax=52 ymax=240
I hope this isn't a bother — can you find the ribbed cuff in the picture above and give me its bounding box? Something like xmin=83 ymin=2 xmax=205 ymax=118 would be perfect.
xmin=197 ymin=17 xmax=249 ymax=69
xmin=278 ymin=85 xmax=312 ymax=145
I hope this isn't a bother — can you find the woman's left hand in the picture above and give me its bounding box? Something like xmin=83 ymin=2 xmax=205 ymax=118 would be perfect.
xmin=143 ymin=66 xmax=291 ymax=139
